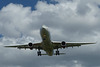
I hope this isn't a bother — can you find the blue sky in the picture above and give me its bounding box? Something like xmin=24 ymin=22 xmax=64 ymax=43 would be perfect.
xmin=0 ymin=0 xmax=100 ymax=67
xmin=0 ymin=0 xmax=58 ymax=10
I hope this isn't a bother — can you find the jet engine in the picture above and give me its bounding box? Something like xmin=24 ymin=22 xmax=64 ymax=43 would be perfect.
xmin=28 ymin=42 xmax=33 ymax=47
xmin=28 ymin=43 xmax=33 ymax=50
xmin=61 ymin=41 xmax=66 ymax=48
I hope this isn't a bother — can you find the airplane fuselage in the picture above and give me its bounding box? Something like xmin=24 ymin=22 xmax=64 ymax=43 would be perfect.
xmin=40 ymin=27 xmax=54 ymax=56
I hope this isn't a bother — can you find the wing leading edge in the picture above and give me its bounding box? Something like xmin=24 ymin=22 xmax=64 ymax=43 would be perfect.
xmin=5 ymin=43 xmax=42 ymax=50
xmin=5 ymin=42 xmax=96 ymax=49
xmin=52 ymin=41 xmax=96 ymax=49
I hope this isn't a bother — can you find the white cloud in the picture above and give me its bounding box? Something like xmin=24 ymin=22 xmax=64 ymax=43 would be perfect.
xmin=0 ymin=0 xmax=100 ymax=67
xmin=0 ymin=3 xmax=34 ymax=38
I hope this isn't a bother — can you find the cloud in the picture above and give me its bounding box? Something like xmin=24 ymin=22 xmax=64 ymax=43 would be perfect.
xmin=0 ymin=0 xmax=100 ymax=67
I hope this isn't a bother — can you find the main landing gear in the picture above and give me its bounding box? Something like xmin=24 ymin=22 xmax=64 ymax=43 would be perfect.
xmin=56 ymin=48 xmax=60 ymax=55
xmin=37 ymin=49 xmax=41 ymax=56
xmin=37 ymin=47 xmax=41 ymax=56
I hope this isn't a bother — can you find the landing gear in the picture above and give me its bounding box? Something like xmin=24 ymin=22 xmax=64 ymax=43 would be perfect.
xmin=37 ymin=47 xmax=41 ymax=56
xmin=56 ymin=49 xmax=60 ymax=55
xmin=37 ymin=51 xmax=41 ymax=56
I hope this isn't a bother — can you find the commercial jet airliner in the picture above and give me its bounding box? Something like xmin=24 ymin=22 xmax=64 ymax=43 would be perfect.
xmin=5 ymin=25 xmax=96 ymax=56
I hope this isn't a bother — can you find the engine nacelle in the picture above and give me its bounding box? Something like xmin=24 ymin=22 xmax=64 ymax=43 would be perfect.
xmin=61 ymin=41 xmax=66 ymax=48
xmin=28 ymin=43 xmax=33 ymax=50
xmin=28 ymin=42 xmax=33 ymax=47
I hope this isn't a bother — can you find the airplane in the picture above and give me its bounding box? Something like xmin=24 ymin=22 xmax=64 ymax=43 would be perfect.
xmin=5 ymin=25 xmax=96 ymax=56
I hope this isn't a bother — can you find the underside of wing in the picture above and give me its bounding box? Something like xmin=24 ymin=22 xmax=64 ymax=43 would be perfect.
xmin=4 ymin=42 xmax=43 ymax=50
xmin=52 ymin=41 xmax=96 ymax=49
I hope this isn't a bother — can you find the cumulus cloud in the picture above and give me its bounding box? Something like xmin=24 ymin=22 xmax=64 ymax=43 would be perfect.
xmin=0 ymin=0 xmax=100 ymax=67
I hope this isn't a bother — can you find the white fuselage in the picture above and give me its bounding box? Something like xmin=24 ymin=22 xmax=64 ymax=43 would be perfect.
xmin=40 ymin=27 xmax=54 ymax=56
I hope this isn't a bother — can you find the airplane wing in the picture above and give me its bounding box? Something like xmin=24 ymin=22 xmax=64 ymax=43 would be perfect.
xmin=4 ymin=43 xmax=43 ymax=50
xmin=52 ymin=41 xmax=96 ymax=49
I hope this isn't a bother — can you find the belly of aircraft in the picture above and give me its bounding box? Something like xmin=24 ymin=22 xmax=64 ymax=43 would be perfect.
xmin=42 ymin=42 xmax=54 ymax=56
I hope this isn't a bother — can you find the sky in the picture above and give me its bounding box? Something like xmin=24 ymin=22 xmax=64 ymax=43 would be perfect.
xmin=0 ymin=0 xmax=100 ymax=67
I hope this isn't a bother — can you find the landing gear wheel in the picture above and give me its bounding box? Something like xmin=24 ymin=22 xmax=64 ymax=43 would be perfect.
xmin=56 ymin=50 xmax=60 ymax=55
xmin=37 ymin=51 xmax=41 ymax=56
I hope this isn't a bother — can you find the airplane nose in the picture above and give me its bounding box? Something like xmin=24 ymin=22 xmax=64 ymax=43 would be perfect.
xmin=40 ymin=27 xmax=46 ymax=34
xmin=40 ymin=25 xmax=48 ymax=32
xmin=41 ymin=27 xmax=46 ymax=31
xmin=42 ymin=25 xmax=48 ymax=29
